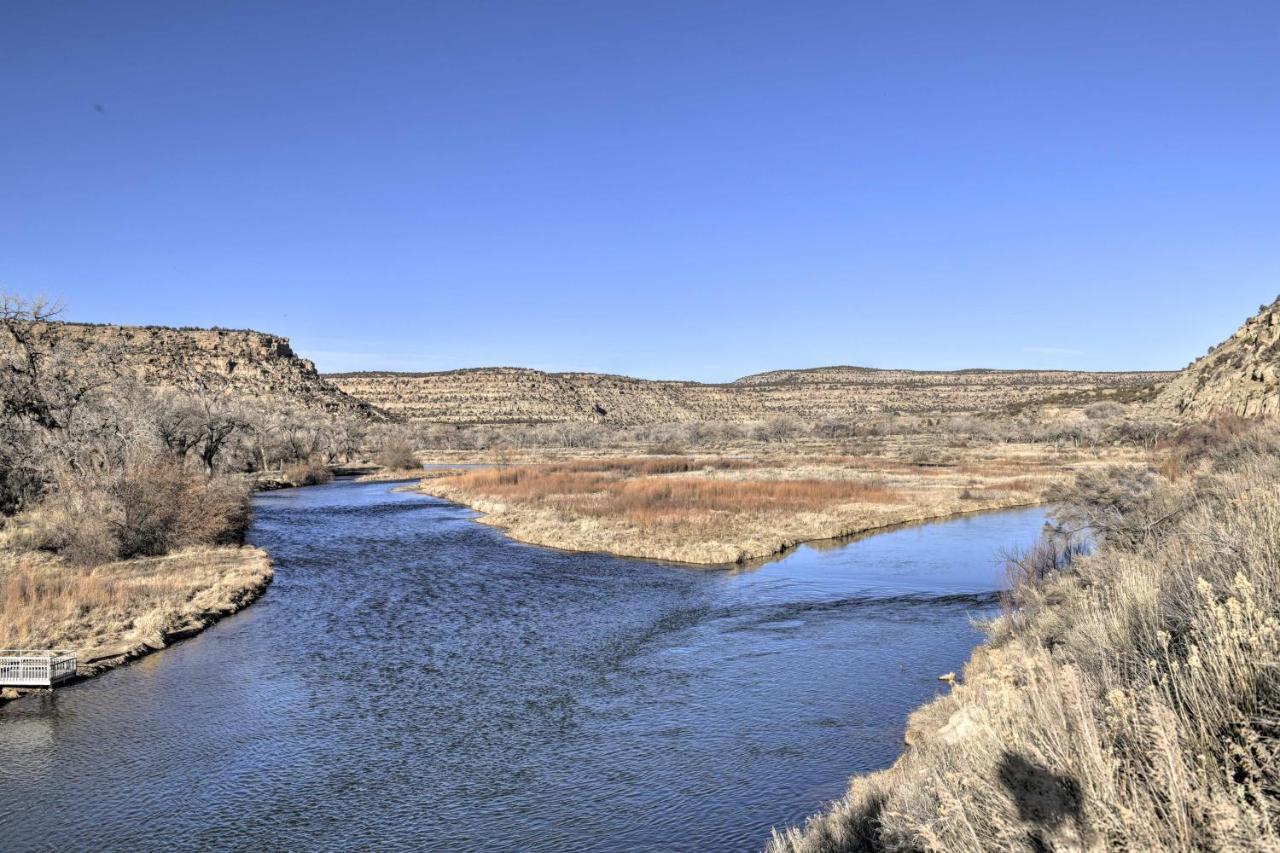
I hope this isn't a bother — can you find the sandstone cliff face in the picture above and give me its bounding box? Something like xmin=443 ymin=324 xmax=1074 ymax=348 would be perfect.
xmin=1157 ymin=297 xmax=1280 ymax=418
xmin=35 ymin=323 xmax=384 ymax=419
xmin=328 ymin=365 xmax=1171 ymax=426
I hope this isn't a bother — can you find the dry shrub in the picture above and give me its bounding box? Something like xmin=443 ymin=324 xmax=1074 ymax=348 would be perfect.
xmin=910 ymin=447 xmax=957 ymax=467
xmin=22 ymin=456 xmax=250 ymax=565
xmin=284 ymin=456 xmax=334 ymax=486
xmin=769 ymin=422 xmax=1280 ymax=853
xmin=646 ymin=438 xmax=687 ymax=456
xmin=375 ymin=440 xmax=420 ymax=471
xmin=978 ymin=478 xmax=1037 ymax=494
xmin=1049 ymin=465 xmax=1185 ymax=552
xmin=19 ymin=471 xmax=120 ymax=565
xmin=1159 ymin=411 xmax=1258 ymax=479
xmin=1003 ymin=534 xmax=1090 ymax=605
xmin=113 ymin=458 xmax=250 ymax=558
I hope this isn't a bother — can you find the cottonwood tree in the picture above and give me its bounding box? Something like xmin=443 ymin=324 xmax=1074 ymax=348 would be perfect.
xmin=151 ymin=383 xmax=252 ymax=474
xmin=197 ymin=403 xmax=250 ymax=474
xmin=1113 ymin=417 xmax=1173 ymax=451
xmin=0 ymin=294 xmax=117 ymax=435
xmin=333 ymin=416 xmax=367 ymax=463
xmin=154 ymin=389 xmax=207 ymax=461
xmin=0 ymin=293 xmax=124 ymax=511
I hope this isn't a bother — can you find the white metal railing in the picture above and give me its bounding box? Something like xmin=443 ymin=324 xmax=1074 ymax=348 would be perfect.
xmin=0 ymin=650 xmax=77 ymax=687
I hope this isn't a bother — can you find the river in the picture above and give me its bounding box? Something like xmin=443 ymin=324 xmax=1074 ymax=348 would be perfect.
xmin=0 ymin=479 xmax=1046 ymax=852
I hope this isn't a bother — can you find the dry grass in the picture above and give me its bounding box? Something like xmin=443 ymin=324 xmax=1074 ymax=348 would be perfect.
xmin=355 ymin=466 xmax=466 ymax=483
xmin=448 ymin=461 xmax=900 ymax=524
xmin=768 ymin=422 xmax=1280 ymax=852
xmin=0 ymin=545 xmax=271 ymax=679
xmin=417 ymin=445 xmax=1102 ymax=564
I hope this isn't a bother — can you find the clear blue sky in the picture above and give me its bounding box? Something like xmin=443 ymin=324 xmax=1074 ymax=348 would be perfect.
xmin=1 ymin=2 xmax=1276 ymax=380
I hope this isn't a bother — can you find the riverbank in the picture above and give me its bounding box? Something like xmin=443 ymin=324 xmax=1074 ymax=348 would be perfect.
xmin=354 ymin=466 xmax=466 ymax=484
xmin=768 ymin=418 xmax=1280 ymax=851
xmin=414 ymin=443 xmax=1139 ymax=564
xmin=0 ymin=545 xmax=272 ymax=705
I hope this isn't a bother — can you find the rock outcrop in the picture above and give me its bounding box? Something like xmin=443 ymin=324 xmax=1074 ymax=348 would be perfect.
xmin=33 ymin=322 xmax=386 ymax=420
xmin=1157 ymin=297 xmax=1280 ymax=418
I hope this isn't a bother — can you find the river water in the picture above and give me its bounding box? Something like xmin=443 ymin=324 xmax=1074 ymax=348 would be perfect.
xmin=0 ymin=480 xmax=1046 ymax=852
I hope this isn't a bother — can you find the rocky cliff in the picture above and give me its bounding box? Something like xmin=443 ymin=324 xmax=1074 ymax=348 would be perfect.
xmin=328 ymin=365 xmax=1171 ymax=426
xmin=36 ymin=323 xmax=385 ymax=419
xmin=1157 ymin=297 xmax=1280 ymax=418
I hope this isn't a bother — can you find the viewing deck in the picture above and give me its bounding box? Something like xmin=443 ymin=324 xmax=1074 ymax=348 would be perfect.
xmin=0 ymin=650 xmax=78 ymax=688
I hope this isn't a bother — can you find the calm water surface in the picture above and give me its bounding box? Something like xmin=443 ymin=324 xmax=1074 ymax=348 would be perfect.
xmin=0 ymin=480 xmax=1046 ymax=852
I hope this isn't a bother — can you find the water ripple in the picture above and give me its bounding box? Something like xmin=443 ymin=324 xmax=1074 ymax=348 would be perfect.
xmin=0 ymin=480 xmax=1046 ymax=852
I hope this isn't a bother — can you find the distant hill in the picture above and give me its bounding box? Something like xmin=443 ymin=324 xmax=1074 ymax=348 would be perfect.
xmin=1157 ymin=296 xmax=1280 ymax=418
xmin=327 ymin=365 xmax=1172 ymax=426
xmin=32 ymin=322 xmax=386 ymax=420
xmin=25 ymin=321 xmax=1180 ymax=427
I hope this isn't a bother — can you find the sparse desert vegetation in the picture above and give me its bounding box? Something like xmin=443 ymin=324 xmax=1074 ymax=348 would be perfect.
xmin=767 ymin=414 xmax=1280 ymax=852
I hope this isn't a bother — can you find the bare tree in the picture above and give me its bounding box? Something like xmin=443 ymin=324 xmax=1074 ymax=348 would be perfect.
xmin=153 ymin=390 xmax=206 ymax=461
xmin=0 ymin=293 xmax=123 ymax=510
xmin=195 ymin=395 xmax=250 ymax=475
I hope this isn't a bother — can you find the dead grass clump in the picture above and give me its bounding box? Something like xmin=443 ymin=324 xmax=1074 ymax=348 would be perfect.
xmin=441 ymin=459 xmax=901 ymax=526
xmin=596 ymin=477 xmax=903 ymax=523
xmin=768 ymin=422 xmax=1280 ymax=852
xmin=978 ymin=478 xmax=1038 ymax=494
